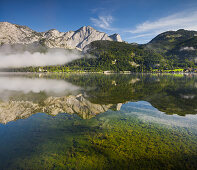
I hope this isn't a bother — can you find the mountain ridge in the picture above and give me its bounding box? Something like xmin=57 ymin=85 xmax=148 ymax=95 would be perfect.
xmin=146 ymin=29 xmax=197 ymax=52
xmin=0 ymin=22 xmax=122 ymax=50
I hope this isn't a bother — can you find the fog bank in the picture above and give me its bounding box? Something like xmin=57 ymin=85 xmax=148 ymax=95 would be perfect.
xmin=0 ymin=45 xmax=83 ymax=68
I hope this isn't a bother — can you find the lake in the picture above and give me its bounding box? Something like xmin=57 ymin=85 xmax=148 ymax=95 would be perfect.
xmin=0 ymin=73 xmax=196 ymax=169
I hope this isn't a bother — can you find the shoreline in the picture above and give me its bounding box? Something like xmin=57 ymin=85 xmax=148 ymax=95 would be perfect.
xmin=0 ymin=71 xmax=197 ymax=75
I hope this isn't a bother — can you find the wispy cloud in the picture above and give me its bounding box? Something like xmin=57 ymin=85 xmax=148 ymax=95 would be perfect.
xmin=90 ymin=8 xmax=105 ymax=14
xmin=127 ymin=33 xmax=156 ymax=39
xmin=90 ymin=15 xmax=115 ymax=31
xmin=131 ymin=10 xmax=197 ymax=33
xmin=127 ymin=9 xmax=197 ymax=42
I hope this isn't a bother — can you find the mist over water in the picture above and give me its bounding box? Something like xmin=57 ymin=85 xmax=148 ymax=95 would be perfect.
xmin=0 ymin=45 xmax=83 ymax=67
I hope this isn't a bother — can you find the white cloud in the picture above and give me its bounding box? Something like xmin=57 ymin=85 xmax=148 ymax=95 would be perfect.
xmin=90 ymin=15 xmax=114 ymax=31
xmin=127 ymin=9 xmax=197 ymax=43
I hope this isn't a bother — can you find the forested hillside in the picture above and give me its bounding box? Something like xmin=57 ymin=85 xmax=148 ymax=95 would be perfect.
xmin=2 ymin=29 xmax=197 ymax=72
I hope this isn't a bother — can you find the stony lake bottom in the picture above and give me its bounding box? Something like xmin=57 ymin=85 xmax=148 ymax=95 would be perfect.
xmin=0 ymin=73 xmax=196 ymax=170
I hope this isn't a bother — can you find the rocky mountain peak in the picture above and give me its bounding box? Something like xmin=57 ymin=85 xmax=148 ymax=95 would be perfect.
xmin=0 ymin=22 xmax=123 ymax=50
xmin=43 ymin=29 xmax=64 ymax=38
xmin=109 ymin=33 xmax=122 ymax=42
xmin=79 ymin=26 xmax=95 ymax=31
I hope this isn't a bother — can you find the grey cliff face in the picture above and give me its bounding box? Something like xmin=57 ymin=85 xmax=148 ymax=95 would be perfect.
xmin=0 ymin=22 xmax=122 ymax=50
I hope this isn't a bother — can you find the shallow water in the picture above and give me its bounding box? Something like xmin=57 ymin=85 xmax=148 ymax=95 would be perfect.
xmin=0 ymin=73 xmax=196 ymax=169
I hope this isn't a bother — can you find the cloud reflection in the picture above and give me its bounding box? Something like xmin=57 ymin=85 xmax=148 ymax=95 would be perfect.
xmin=0 ymin=77 xmax=80 ymax=100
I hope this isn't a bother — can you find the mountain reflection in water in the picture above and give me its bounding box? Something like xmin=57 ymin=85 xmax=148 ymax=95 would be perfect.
xmin=63 ymin=73 xmax=197 ymax=116
xmin=0 ymin=73 xmax=196 ymax=124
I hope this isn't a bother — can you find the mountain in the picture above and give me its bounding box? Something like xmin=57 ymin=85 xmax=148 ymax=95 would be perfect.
xmin=166 ymin=36 xmax=197 ymax=62
xmin=109 ymin=33 xmax=122 ymax=42
xmin=0 ymin=22 xmax=122 ymax=50
xmin=0 ymin=22 xmax=42 ymax=45
xmin=64 ymin=40 xmax=163 ymax=72
xmin=0 ymin=22 xmax=196 ymax=71
xmin=146 ymin=29 xmax=197 ymax=52
xmin=65 ymin=29 xmax=197 ymax=72
xmin=145 ymin=29 xmax=197 ymax=65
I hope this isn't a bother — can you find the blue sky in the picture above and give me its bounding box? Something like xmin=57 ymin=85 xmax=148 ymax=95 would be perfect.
xmin=1 ymin=0 xmax=197 ymax=43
